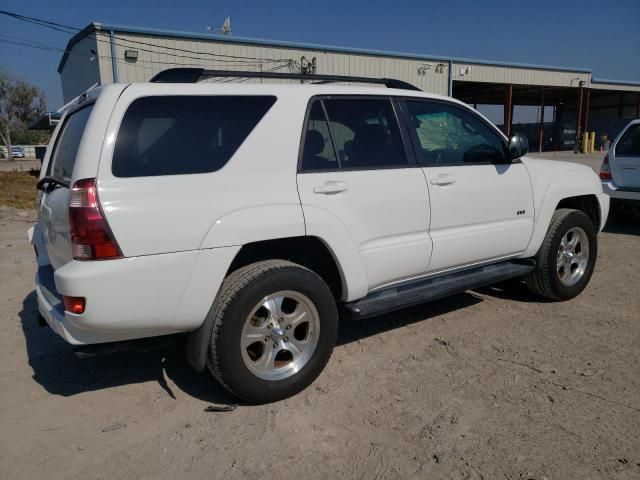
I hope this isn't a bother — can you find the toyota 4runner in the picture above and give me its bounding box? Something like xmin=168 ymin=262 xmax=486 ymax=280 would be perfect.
xmin=31 ymin=69 xmax=609 ymax=403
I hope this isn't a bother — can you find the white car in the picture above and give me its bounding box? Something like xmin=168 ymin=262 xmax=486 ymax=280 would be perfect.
xmin=600 ymin=118 xmax=640 ymax=204
xmin=11 ymin=146 xmax=25 ymax=158
xmin=31 ymin=69 xmax=609 ymax=403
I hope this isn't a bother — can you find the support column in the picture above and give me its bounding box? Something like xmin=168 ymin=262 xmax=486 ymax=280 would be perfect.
xmin=636 ymin=93 xmax=640 ymax=118
xmin=618 ymin=93 xmax=624 ymax=117
xmin=583 ymin=89 xmax=590 ymax=133
xmin=503 ymin=84 xmax=513 ymax=137
xmin=575 ymin=85 xmax=584 ymax=152
xmin=538 ymin=88 xmax=545 ymax=152
xmin=109 ymin=30 xmax=119 ymax=83
xmin=553 ymin=104 xmax=563 ymax=151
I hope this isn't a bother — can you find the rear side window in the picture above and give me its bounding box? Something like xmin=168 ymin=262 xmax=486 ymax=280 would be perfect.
xmin=616 ymin=124 xmax=640 ymax=156
xmin=300 ymin=97 xmax=408 ymax=171
xmin=49 ymin=105 xmax=93 ymax=183
xmin=112 ymin=95 xmax=276 ymax=177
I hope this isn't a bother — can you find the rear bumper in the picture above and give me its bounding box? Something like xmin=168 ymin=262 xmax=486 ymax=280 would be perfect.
xmin=35 ymin=263 xmax=179 ymax=345
xmin=602 ymin=181 xmax=640 ymax=201
xmin=35 ymin=246 xmax=240 ymax=345
xmin=35 ymin=265 xmax=75 ymax=342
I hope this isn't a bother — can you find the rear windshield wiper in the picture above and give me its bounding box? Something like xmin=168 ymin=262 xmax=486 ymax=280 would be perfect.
xmin=36 ymin=176 xmax=68 ymax=192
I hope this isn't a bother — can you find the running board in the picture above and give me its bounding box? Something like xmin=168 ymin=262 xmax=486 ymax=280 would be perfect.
xmin=342 ymin=260 xmax=535 ymax=320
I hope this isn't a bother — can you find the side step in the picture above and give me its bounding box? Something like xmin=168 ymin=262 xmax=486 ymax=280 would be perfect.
xmin=342 ymin=260 xmax=535 ymax=320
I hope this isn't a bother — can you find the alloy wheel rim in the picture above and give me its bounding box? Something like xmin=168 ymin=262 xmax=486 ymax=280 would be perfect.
xmin=556 ymin=227 xmax=589 ymax=286
xmin=240 ymin=290 xmax=320 ymax=381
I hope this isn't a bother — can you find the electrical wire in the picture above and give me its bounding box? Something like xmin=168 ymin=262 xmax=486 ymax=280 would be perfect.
xmin=0 ymin=9 xmax=290 ymax=64
xmin=0 ymin=36 xmax=291 ymax=72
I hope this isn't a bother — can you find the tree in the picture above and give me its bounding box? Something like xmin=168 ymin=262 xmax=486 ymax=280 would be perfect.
xmin=0 ymin=69 xmax=46 ymax=161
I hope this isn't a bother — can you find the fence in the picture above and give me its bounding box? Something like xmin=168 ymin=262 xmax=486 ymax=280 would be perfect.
xmin=0 ymin=145 xmax=47 ymax=159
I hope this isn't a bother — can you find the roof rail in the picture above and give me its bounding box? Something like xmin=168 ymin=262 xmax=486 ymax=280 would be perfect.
xmin=149 ymin=68 xmax=421 ymax=91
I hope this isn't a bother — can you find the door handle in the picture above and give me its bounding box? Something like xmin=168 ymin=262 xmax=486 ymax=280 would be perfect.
xmin=430 ymin=174 xmax=456 ymax=186
xmin=313 ymin=181 xmax=348 ymax=195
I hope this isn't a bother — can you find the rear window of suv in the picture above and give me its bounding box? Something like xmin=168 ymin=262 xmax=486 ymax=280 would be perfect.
xmin=48 ymin=105 xmax=94 ymax=183
xmin=616 ymin=124 xmax=640 ymax=156
xmin=112 ymin=95 xmax=276 ymax=177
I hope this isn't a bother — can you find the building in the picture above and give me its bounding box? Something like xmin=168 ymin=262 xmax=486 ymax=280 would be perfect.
xmin=57 ymin=22 xmax=640 ymax=150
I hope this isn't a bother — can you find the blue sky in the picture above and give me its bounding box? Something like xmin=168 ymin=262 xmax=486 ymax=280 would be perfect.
xmin=1 ymin=0 xmax=639 ymax=111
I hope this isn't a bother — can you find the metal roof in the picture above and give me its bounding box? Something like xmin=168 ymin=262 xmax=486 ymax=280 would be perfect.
xmin=60 ymin=21 xmax=597 ymax=75
xmin=591 ymin=77 xmax=640 ymax=86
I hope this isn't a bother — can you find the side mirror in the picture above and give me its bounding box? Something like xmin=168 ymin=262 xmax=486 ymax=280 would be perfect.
xmin=508 ymin=133 xmax=529 ymax=160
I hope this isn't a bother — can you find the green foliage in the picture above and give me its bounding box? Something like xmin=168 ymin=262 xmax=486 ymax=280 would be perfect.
xmin=0 ymin=69 xmax=47 ymax=158
xmin=12 ymin=125 xmax=49 ymax=145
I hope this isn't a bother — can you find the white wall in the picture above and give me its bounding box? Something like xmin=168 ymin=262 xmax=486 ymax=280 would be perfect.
xmin=60 ymin=36 xmax=101 ymax=103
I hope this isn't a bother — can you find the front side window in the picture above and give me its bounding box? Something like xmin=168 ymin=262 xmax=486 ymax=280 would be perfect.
xmin=112 ymin=95 xmax=276 ymax=177
xmin=49 ymin=105 xmax=94 ymax=183
xmin=300 ymin=97 xmax=408 ymax=171
xmin=405 ymin=100 xmax=507 ymax=166
xmin=616 ymin=124 xmax=640 ymax=156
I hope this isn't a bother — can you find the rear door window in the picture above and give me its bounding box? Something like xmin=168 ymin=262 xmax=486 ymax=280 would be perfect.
xmin=324 ymin=98 xmax=408 ymax=169
xmin=112 ymin=95 xmax=276 ymax=177
xmin=300 ymin=97 xmax=408 ymax=171
xmin=48 ymin=105 xmax=94 ymax=183
xmin=300 ymin=101 xmax=338 ymax=171
xmin=616 ymin=124 xmax=640 ymax=156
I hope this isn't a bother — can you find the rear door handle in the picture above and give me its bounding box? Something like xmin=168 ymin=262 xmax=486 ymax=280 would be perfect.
xmin=430 ymin=174 xmax=456 ymax=186
xmin=313 ymin=181 xmax=348 ymax=195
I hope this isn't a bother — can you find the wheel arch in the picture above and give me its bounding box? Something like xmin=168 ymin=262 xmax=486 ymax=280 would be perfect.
xmin=186 ymin=235 xmax=349 ymax=372
xmin=522 ymin=190 xmax=607 ymax=259
xmin=226 ymin=236 xmax=346 ymax=300
xmin=556 ymin=195 xmax=601 ymax=229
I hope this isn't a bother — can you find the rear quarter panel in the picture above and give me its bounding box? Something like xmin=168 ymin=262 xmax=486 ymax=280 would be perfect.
xmin=96 ymin=85 xmax=306 ymax=257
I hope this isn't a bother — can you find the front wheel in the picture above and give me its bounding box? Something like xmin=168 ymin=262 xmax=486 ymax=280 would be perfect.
xmin=526 ymin=208 xmax=598 ymax=300
xmin=207 ymin=260 xmax=338 ymax=403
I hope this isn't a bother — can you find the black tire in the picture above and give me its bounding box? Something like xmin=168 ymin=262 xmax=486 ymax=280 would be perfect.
xmin=207 ymin=260 xmax=338 ymax=403
xmin=526 ymin=208 xmax=598 ymax=301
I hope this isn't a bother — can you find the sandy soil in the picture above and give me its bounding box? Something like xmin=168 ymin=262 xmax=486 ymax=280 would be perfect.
xmin=0 ymin=205 xmax=638 ymax=480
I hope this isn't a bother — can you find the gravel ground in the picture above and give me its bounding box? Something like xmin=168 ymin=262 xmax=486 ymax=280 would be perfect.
xmin=0 ymin=200 xmax=638 ymax=480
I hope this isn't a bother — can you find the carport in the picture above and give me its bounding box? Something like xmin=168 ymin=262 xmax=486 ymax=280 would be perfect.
xmin=453 ymin=80 xmax=640 ymax=151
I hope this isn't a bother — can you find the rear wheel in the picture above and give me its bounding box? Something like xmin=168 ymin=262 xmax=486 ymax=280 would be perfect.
xmin=207 ymin=260 xmax=338 ymax=403
xmin=526 ymin=208 xmax=597 ymax=300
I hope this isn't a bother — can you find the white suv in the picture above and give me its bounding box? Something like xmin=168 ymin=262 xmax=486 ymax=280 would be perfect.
xmin=31 ymin=69 xmax=609 ymax=403
xmin=600 ymin=118 xmax=640 ymax=205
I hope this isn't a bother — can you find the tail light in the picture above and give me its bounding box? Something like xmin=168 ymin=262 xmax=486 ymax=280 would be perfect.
xmin=63 ymin=296 xmax=86 ymax=314
xmin=599 ymin=154 xmax=612 ymax=180
xmin=69 ymin=178 xmax=122 ymax=260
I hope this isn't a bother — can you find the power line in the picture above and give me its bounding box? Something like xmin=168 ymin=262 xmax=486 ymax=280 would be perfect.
xmin=0 ymin=9 xmax=77 ymax=34
xmin=220 ymin=64 xmax=293 ymax=83
xmin=89 ymin=33 xmax=280 ymax=66
xmin=0 ymin=34 xmax=64 ymax=52
xmin=0 ymin=35 xmax=291 ymax=71
xmin=0 ymin=9 xmax=290 ymax=64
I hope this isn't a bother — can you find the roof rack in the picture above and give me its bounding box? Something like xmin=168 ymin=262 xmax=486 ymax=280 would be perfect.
xmin=149 ymin=68 xmax=421 ymax=91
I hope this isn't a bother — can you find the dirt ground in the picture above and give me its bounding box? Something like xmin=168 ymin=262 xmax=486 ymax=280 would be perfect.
xmin=1 ymin=203 xmax=639 ymax=479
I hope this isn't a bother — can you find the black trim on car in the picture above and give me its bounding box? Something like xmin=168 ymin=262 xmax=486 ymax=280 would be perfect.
xmin=320 ymin=99 xmax=342 ymax=170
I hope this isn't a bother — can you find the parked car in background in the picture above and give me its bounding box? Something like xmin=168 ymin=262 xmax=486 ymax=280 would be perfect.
xmin=31 ymin=70 xmax=608 ymax=403
xmin=600 ymin=118 xmax=640 ymax=206
xmin=11 ymin=146 xmax=25 ymax=158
